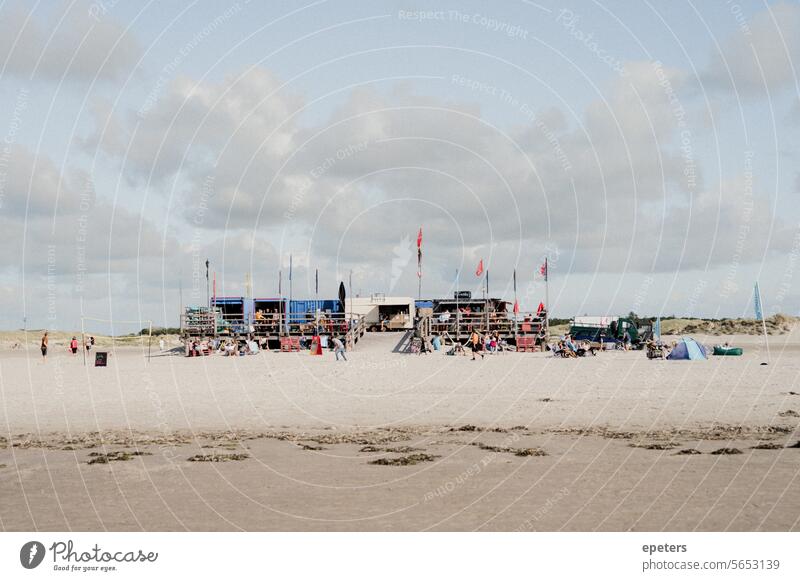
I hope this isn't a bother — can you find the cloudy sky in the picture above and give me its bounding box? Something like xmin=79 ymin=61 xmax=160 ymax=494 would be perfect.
xmin=1 ymin=0 xmax=799 ymax=332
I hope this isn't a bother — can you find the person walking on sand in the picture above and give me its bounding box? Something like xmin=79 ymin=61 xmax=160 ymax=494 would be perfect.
xmin=159 ymin=338 xmax=165 ymax=352
xmin=40 ymin=332 xmax=48 ymax=362
xmin=470 ymin=328 xmax=483 ymax=361
xmin=69 ymin=336 xmax=78 ymax=355
xmin=332 ymin=336 xmax=347 ymax=361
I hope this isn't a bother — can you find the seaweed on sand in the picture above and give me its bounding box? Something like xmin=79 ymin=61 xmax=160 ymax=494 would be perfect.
xmin=87 ymin=450 xmax=152 ymax=465
xmin=187 ymin=453 xmax=249 ymax=462
xmin=368 ymin=453 xmax=439 ymax=466
xmin=710 ymin=448 xmax=743 ymax=455
xmin=629 ymin=442 xmax=681 ymax=450
xmin=297 ymin=443 xmax=326 ymax=451
xmin=472 ymin=442 xmax=547 ymax=456
xmin=674 ymin=449 xmax=702 ymax=455
xmin=359 ymin=445 xmax=420 ymax=453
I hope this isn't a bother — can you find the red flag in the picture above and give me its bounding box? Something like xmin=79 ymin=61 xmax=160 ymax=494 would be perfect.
xmin=513 ymin=300 xmax=519 ymax=314
xmin=537 ymin=302 xmax=544 ymax=314
xmin=417 ymin=228 xmax=422 ymax=278
xmin=539 ymin=258 xmax=548 ymax=280
xmin=475 ymin=259 xmax=484 ymax=277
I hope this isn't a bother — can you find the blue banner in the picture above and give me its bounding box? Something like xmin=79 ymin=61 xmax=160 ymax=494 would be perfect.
xmin=754 ymin=282 xmax=763 ymax=321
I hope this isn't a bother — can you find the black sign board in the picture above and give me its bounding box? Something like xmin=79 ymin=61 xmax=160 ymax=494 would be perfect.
xmin=454 ymin=291 xmax=472 ymax=300
xmin=94 ymin=352 xmax=108 ymax=367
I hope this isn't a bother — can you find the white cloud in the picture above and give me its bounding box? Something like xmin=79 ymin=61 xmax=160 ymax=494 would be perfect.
xmin=702 ymin=2 xmax=800 ymax=95
xmin=81 ymin=62 xmax=791 ymax=296
xmin=0 ymin=1 xmax=141 ymax=82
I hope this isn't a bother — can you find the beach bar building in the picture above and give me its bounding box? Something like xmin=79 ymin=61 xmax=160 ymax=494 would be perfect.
xmin=417 ymin=292 xmax=548 ymax=349
xmin=348 ymin=294 xmax=415 ymax=331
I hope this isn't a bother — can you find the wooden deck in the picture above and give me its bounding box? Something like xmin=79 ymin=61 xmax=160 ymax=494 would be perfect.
xmin=180 ymin=309 xmax=367 ymax=350
xmin=417 ymin=310 xmax=548 ymax=348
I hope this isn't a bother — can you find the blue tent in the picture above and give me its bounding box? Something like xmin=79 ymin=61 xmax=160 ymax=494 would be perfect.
xmin=667 ymin=337 xmax=707 ymax=360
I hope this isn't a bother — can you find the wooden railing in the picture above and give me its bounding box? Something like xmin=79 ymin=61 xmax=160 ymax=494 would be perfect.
xmin=423 ymin=311 xmax=548 ymax=343
xmin=345 ymin=315 xmax=367 ymax=350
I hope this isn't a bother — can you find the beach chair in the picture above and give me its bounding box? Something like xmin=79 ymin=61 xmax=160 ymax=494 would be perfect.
xmin=516 ymin=336 xmax=536 ymax=352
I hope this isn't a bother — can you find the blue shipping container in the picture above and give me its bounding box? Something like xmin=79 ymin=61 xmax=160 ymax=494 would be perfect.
xmin=288 ymin=299 xmax=341 ymax=323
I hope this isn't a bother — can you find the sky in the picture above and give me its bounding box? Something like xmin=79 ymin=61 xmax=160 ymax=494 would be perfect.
xmin=1 ymin=0 xmax=799 ymax=333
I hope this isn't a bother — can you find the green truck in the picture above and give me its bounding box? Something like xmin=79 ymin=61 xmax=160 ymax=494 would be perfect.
xmin=568 ymin=316 xmax=651 ymax=349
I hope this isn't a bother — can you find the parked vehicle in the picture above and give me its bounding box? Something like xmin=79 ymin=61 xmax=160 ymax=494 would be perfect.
xmin=569 ymin=316 xmax=644 ymax=349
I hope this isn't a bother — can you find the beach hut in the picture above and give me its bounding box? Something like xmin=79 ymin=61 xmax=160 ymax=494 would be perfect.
xmin=667 ymin=337 xmax=707 ymax=360
xmin=212 ymin=296 xmax=253 ymax=335
xmin=349 ymin=295 xmax=415 ymax=330
xmin=253 ymin=297 xmax=286 ymax=336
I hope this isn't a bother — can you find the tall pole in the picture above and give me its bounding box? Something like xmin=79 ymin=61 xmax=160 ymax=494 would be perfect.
xmin=417 ymin=227 xmax=423 ymax=301
xmin=349 ymin=269 xmax=353 ymax=324
xmin=205 ymin=259 xmax=210 ymax=310
xmin=81 ymin=317 xmax=86 ymax=367
xmin=755 ymin=281 xmax=770 ymax=365
xmin=455 ymin=269 xmax=460 ymax=342
xmin=279 ymin=269 xmax=283 ymax=336
xmin=178 ymin=270 xmax=183 ymax=331
xmin=513 ymin=268 xmax=518 ymax=340
xmin=484 ymin=269 xmax=489 ymax=332
xmin=315 ymin=268 xmax=319 ymax=329
xmin=288 ymin=254 xmax=293 ymax=334
xmin=545 ymin=257 xmax=550 ymax=341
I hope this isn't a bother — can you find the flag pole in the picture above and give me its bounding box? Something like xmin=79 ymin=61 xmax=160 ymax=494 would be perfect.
xmin=288 ymin=254 xmax=293 ymax=334
xmin=349 ymin=269 xmax=353 ymax=332
xmin=513 ymin=268 xmax=518 ymax=340
xmin=455 ymin=268 xmax=460 ymax=342
xmin=545 ymin=257 xmax=550 ymax=341
xmin=417 ymin=227 xmax=423 ymax=301
xmin=485 ymin=269 xmax=489 ymax=333
xmin=755 ymin=281 xmax=770 ymax=365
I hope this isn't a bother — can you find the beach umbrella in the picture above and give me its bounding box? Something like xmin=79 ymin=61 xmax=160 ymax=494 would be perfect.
xmin=654 ymin=317 xmax=661 ymax=340
xmin=338 ymin=281 xmax=346 ymax=309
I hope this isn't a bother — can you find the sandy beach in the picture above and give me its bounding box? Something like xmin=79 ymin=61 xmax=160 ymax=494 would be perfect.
xmin=2 ymin=331 xmax=799 ymax=531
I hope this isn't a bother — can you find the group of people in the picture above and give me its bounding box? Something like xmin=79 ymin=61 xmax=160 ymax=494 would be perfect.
xmin=188 ymin=338 xmax=259 ymax=357
xmin=67 ymin=335 xmax=96 ymax=355
xmin=550 ymin=333 xmax=596 ymax=357
xmin=39 ymin=332 xmax=96 ymax=361
xmin=186 ymin=334 xmax=348 ymax=361
xmin=467 ymin=329 xmax=507 ymax=360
